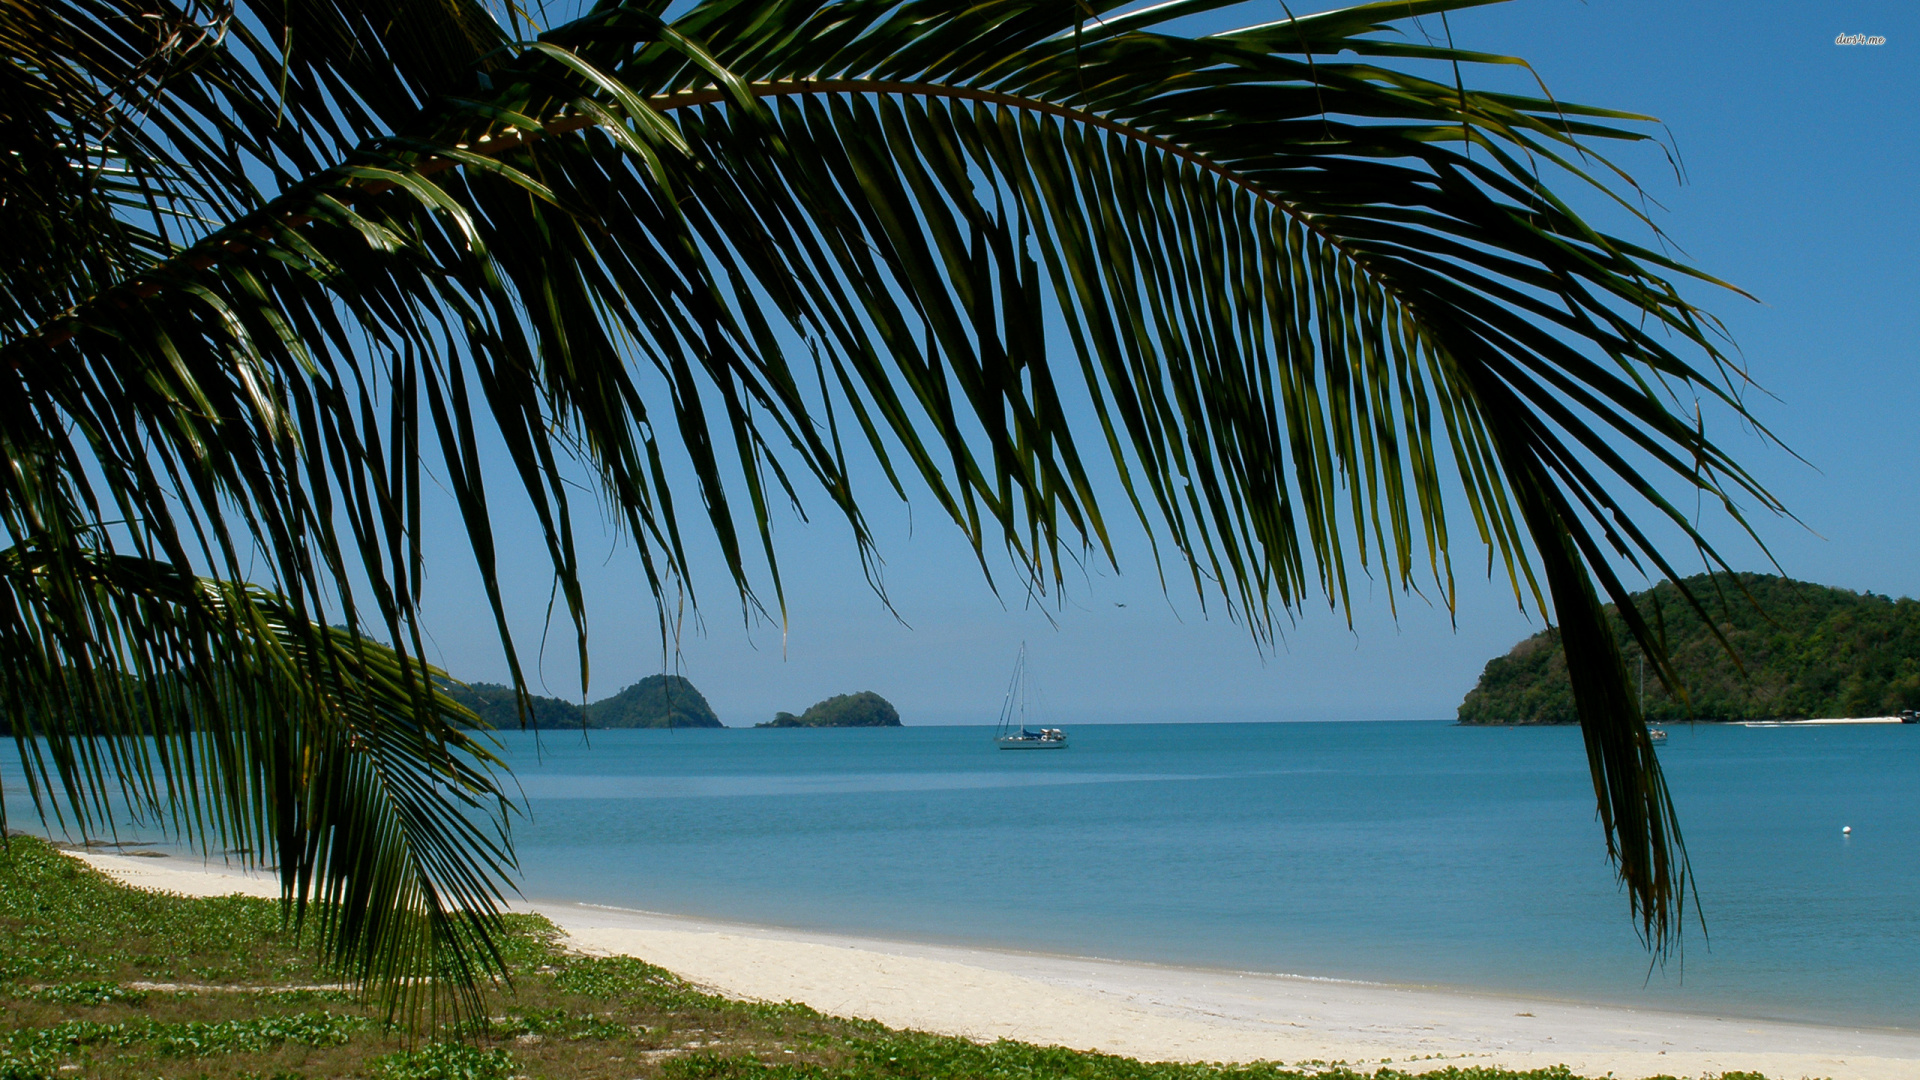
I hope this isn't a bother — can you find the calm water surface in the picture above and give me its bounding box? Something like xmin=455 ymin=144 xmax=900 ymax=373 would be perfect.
xmin=8 ymin=721 xmax=1915 ymax=1027
xmin=496 ymin=721 xmax=1920 ymax=1029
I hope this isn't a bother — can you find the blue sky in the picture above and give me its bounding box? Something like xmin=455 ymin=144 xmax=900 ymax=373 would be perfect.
xmin=409 ymin=0 xmax=1919 ymax=727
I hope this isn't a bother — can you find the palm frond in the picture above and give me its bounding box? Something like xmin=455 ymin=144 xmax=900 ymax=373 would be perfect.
xmin=0 ymin=544 xmax=516 ymax=1018
xmin=3 ymin=0 xmax=1782 ymax=984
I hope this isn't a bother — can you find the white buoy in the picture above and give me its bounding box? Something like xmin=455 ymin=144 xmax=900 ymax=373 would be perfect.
xmin=1843 ymin=826 xmax=1852 ymax=835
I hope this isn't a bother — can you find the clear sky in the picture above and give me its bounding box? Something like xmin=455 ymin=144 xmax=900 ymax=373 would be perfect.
xmin=406 ymin=0 xmax=1918 ymax=727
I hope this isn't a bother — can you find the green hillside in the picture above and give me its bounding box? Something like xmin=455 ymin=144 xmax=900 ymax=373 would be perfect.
xmin=585 ymin=674 xmax=721 ymax=728
xmin=444 ymin=673 xmax=721 ymax=729
xmin=757 ymin=691 xmax=901 ymax=728
xmin=1457 ymin=574 xmax=1920 ymax=724
xmin=440 ymin=682 xmax=588 ymax=729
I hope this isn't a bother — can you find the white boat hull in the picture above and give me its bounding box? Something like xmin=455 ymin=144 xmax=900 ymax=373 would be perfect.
xmin=996 ymin=736 xmax=1068 ymax=750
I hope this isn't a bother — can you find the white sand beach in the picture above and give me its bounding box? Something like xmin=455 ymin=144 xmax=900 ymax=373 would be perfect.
xmin=68 ymin=849 xmax=1920 ymax=1080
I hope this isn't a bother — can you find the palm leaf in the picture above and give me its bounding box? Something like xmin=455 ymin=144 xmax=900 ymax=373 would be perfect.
xmin=0 ymin=544 xmax=515 ymax=1019
xmin=3 ymin=0 xmax=1782 ymax=998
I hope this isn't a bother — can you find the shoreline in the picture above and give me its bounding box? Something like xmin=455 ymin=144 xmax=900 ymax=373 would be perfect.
xmin=545 ymin=896 xmax=1893 ymax=1034
xmin=63 ymin=849 xmax=1920 ymax=1079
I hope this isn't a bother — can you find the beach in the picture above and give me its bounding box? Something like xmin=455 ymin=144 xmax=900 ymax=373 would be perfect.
xmin=67 ymin=849 xmax=1920 ymax=1080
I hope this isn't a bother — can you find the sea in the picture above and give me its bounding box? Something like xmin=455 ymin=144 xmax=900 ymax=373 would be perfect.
xmin=11 ymin=720 xmax=1920 ymax=1029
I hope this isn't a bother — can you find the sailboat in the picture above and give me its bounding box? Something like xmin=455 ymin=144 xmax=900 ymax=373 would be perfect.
xmin=994 ymin=644 xmax=1067 ymax=750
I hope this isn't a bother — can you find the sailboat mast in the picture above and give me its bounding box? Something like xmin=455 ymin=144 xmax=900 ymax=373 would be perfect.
xmin=997 ymin=643 xmax=1027 ymax=737
xmin=1019 ymin=647 xmax=1028 ymax=731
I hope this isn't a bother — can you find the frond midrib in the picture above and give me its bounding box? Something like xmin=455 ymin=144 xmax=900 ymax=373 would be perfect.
xmin=10 ymin=76 xmax=1423 ymax=363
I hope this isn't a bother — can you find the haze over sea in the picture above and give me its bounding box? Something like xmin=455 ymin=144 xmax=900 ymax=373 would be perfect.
xmin=501 ymin=721 xmax=1920 ymax=1030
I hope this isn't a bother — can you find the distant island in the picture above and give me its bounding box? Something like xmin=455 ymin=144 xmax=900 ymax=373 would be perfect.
xmin=1458 ymin=574 xmax=1920 ymax=724
xmin=444 ymin=673 xmax=721 ymax=729
xmin=757 ymin=691 xmax=900 ymax=728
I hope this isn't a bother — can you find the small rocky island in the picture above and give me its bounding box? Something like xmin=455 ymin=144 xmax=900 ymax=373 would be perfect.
xmin=1458 ymin=573 xmax=1920 ymax=724
xmin=444 ymin=673 xmax=722 ymax=729
xmin=757 ymin=691 xmax=901 ymax=728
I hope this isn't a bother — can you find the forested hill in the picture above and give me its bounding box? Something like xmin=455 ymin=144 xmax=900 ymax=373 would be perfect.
xmin=1457 ymin=574 xmax=1920 ymax=724
xmin=439 ymin=682 xmax=585 ymax=729
xmin=443 ymin=673 xmax=721 ymax=729
xmin=586 ymin=675 xmax=721 ymax=728
xmin=756 ymin=691 xmax=901 ymax=727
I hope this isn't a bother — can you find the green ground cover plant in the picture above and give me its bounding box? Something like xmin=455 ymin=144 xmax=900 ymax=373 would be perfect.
xmin=0 ymin=837 xmax=1772 ymax=1080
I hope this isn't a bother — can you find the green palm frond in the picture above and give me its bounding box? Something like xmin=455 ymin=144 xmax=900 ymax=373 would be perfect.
xmin=0 ymin=544 xmax=515 ymax=1019
xmin=4 ymin=0 xmax=1779 ymax=999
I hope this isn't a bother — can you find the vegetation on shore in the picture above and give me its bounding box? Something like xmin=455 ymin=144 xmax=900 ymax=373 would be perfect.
xmin=758 ymin=692 xmax=901 ymax=728
xmin=0 ymin=836 xmax=1769 ymax=1080
xmin=584 ymin=676 xmax=723 ymax=729
xmin=439 ymin=682 xmax=588 ymax=730
xmin=1459 ymin=574 xmax=1920 ymax=724
xmin=444 ymin=675 xmax=722 ymax=729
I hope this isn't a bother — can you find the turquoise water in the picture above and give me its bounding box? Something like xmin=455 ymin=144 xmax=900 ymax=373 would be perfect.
xmin=496 ymin=721 xmax=1920 ymax=1029
xmin=7 ymin=720 xmax=1916 ymax=1027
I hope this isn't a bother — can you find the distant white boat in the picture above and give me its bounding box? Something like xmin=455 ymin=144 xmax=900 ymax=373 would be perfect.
xmin=997 ymin=728 xmax=1068 ymax=749
xmin=1636 ymin=658 xmax=1664 ymax=745
xmin=995 ymin=644 xmax=1067 ymax=750
xmin=1740 ymin=717 xmax=1909 ymax=727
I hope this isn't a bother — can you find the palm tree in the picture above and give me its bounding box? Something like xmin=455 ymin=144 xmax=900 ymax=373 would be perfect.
xmin=3 ymin=0 xmax=1778 ymax=1014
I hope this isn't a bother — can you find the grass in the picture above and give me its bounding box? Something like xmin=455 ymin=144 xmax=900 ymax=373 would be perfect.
xmin=0 ymin=836 xmax=1774 ymax=1080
